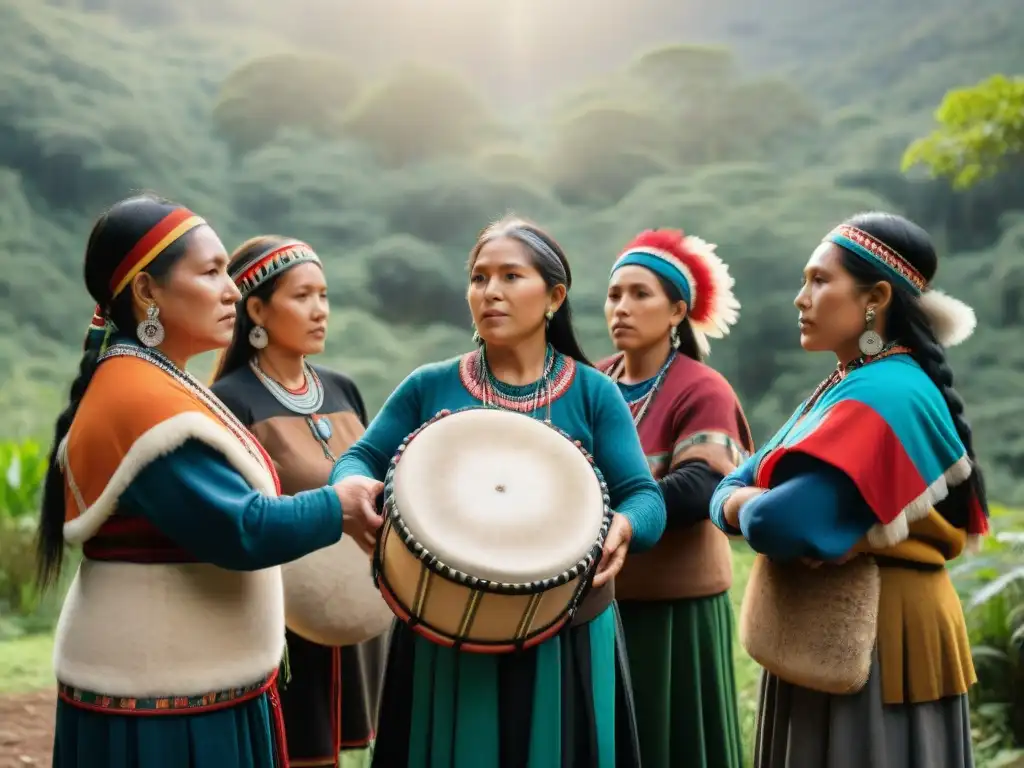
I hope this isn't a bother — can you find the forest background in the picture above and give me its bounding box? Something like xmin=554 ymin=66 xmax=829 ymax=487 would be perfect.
xmin=1 ymin=0 xmax=1023 ymax=765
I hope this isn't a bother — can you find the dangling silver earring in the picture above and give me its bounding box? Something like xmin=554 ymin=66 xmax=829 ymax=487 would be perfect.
xmin=249 ymin=325 xmax=269 ymax=349
xmin=137 ymin=303 xmax=164 ymax=347
xmin=858 ymin=307 xmax=883 ymax=356
xmin=471 ymin=325 xmax=483 ymax=345
xmin=545 ymin=309 xmax=554 ymax=324
xmin=669 ymin=324 xmax=680 ymax=347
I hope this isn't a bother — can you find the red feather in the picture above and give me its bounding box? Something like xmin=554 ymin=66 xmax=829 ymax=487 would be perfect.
xmin=620 ymin=230 xmax=717 ymax=323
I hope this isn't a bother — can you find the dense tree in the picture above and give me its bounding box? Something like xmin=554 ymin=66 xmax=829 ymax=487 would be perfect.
xmin=902 ymin=75 xmax=1024 ymax=189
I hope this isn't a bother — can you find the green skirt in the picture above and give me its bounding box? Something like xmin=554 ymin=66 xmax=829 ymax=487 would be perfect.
xmin=52 ymin=689 xmax=284 ymax=767
xmin=371 ymin=603 xmax=641 ymax=768
xmin=618 ymin=590 xmax=743 ymax=768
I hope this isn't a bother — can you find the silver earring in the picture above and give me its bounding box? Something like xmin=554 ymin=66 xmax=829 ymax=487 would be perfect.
xmin=136 ymin=303 xmax=164 ymax=347
xmin=471 ymin=325 xmax=483 ymax=346
xmin=858 ymin=307 xmax=883 ymax=356
xmin=545 ymin=309 xmax=554 ymax=323
xmin=249 ymin=325 xmax=269 ymax=349
xmin=670 ymin=324 xmax=680 ymax=347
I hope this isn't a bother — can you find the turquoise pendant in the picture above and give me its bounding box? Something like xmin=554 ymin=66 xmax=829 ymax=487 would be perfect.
xmin=314 ymin=415 xmax=332 ymax=441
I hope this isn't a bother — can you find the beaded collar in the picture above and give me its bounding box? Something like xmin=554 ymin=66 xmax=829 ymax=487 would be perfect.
xmin=458 ymin=346 xmax=577 ymax=414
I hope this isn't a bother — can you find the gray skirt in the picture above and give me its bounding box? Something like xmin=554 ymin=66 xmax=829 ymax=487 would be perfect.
xmin=755 ymin=650 xmax=974 ymax=768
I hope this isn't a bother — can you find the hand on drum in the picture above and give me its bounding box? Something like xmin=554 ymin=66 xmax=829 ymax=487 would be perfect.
xmin=592 ymin=513 xmax=633 ymax=587
xmin=332 ymin=476 xmax=384 ymax=555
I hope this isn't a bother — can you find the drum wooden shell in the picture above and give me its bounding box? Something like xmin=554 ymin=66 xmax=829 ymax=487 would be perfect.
xmin=373 ymin=407 xmax=612 ymax=653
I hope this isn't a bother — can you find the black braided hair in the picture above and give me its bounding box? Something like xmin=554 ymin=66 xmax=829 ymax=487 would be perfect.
xmin=837 ymin=211 xmax=988 ymax=529
xmin=37 ymin=194 xmax=196 ymax=590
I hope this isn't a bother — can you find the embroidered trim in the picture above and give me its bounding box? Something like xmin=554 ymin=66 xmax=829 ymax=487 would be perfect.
xmin=458 ymin=350 xmax=576 ymax=411
xmin=232 ymin=242 xmax=321 ymax=299
xmin=58 ymin=670 xmax=277 ymax=715
xmin=826 ymin=225 xmax=927 ymax=294
xmin=674 ymin=430 xmax=748 ymax=465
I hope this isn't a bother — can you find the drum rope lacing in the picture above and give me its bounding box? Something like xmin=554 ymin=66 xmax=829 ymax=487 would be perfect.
xmin=249 ymin=357 xmax=337 ymax=462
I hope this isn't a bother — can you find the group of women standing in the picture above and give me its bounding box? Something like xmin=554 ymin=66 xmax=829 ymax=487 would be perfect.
xmin=38 ymin=190 xmax=987 ymax=768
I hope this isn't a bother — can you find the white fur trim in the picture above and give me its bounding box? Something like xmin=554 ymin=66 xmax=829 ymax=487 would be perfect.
xmin=918 ymin=289 xmax=977 ymax=347
xmin=63 ymin=411 xmax=277 ymax=545
xmin=54 ymin=560 xmax=284 ymax=697
xmin=865 ymin=454 xmax=973 ymax=548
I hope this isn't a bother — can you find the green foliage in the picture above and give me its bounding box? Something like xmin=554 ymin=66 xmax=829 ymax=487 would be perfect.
xmin=213 ymin=53 xmax=361 ymax=156
xmin=0 ymin=441 xmax=47 ymax=623
xmin=951 ymin=506 xmax=1024 ymax=760
xmin=340 ymin=64 xmax=505 ymax=168
xmin=0 ymin=0 xmax=1018 ymax=587
xmin=903 ymin=75 xmax=1024 ymax=189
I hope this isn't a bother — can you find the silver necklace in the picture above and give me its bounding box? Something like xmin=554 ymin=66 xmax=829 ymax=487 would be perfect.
xmin=249 ymin=357 xmax=335 ymax=451
xmin=249 ymin=357 xmax=324 ymax=414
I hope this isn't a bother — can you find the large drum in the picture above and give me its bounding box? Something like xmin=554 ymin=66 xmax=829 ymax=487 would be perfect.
xmin=373 ymin=407 xmax=612 ymax=653
xmin=282 ymin=535 xmax=395 ymax=647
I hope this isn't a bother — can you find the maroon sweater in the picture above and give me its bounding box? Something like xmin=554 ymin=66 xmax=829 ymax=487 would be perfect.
xmin=599 ymin=352 xmax=753 ymax=600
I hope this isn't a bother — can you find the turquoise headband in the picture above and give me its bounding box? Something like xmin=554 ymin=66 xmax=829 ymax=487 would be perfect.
xmin=825 ymin=225 xmax=927 ymax=295
xmin=611 ymin=251 xmax=692 ymax=305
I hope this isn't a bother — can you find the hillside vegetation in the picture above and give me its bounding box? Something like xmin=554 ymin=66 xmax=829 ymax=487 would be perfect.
xmin=2 ymin=0 xmax=1023 ymax=505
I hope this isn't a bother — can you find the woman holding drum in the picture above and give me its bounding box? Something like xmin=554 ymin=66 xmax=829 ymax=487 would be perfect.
xmin=599 ymin=228 xmax=752 ymax=768
xmin=710 ymin=212 xmax=986 ymax=766
xmin=211 ymin=235 xmax=392 ymax=768
xmin=331 ymin=215 xmax=666 ymax=768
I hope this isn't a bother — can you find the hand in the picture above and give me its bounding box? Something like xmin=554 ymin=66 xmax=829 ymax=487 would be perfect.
xmin=723 ymin=487 xmax=765 ymax=529
xmin=333 ymin=476 xmax=384 ymax=555
xmin=592 ymin=513 xmax=633 ymax=588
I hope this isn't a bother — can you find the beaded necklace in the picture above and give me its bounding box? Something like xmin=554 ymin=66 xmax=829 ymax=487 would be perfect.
xmin=607 ymin=350 xmax=677 ymax=428
xmin=799 ymin=341 xmax=912 ymax=419
xmin=100 ymin=343 xmax=275 ymax=475
xmin=248 ymin=357 xmax=336 ymax=463
xmin=477 ymin=344 xmax=556 ymax=423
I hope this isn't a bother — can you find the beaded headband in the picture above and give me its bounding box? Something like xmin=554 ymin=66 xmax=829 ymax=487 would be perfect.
xmin=230 ymin=241 xmax=322 ymax=299
xmin=826 ymin=225 xmax=927 ymax=295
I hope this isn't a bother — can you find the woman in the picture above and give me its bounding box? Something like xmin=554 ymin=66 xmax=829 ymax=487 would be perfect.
xmin=599 ymin=228 xmax=752 ymax=768
xmin=38 ymin=194 xmax=382 ymax=768
xmin=211 ymin=236 xmax=388 ymax=768
xmin=330 ymin=215 xmax=666 ymax=768
xmin=710 ymin=211 xmax=987 ymax=767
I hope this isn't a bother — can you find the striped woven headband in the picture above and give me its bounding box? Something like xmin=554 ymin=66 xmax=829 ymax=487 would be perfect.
xmin=826 ymin=225 xmax=927 ymax=294
xmin=230 ymin=241 xmax=321 ymax=299
xmin=108 ymin=208 xmax=206 ymax=298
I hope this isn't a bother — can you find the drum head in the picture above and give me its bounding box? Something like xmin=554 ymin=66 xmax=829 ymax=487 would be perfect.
xmin=391 ymin=409 xmax=605 ymax=584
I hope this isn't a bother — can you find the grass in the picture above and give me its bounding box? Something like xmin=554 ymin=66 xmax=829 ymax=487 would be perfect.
xmin=0 ymin=632 xmax=54 ymax=694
